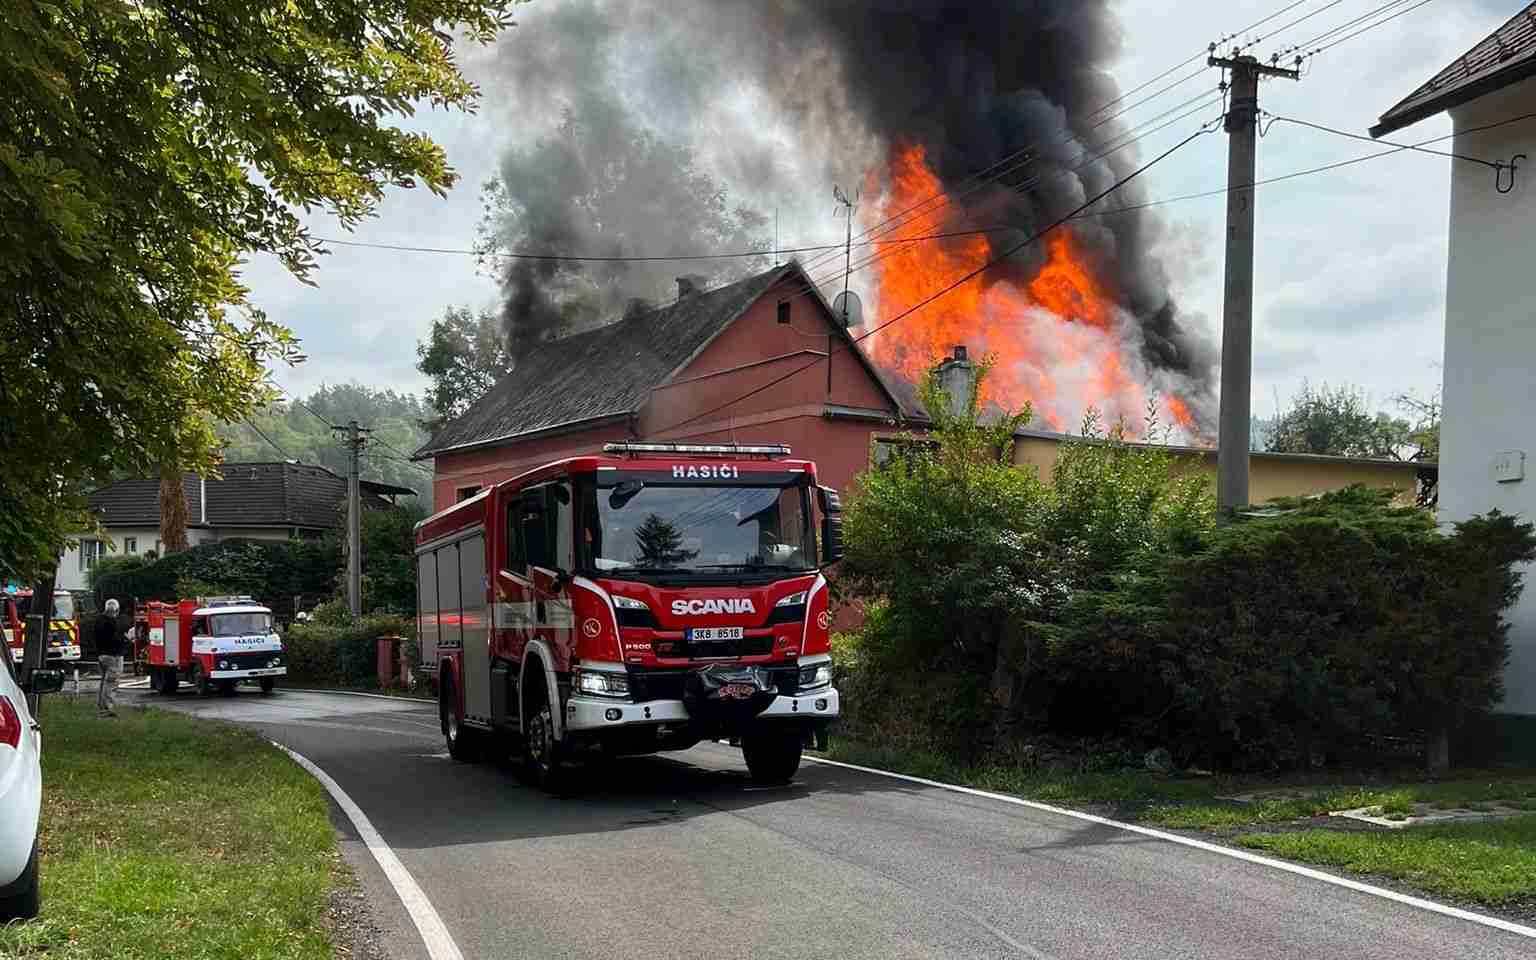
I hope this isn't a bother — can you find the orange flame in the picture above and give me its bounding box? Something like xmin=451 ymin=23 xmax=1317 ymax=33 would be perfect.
xmin=861 ymin=143 xmax=1187 ymax=435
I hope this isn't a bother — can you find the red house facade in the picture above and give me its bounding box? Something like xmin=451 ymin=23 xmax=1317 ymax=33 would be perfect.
xmin=415 ymin=263 xmax=913 ymax=511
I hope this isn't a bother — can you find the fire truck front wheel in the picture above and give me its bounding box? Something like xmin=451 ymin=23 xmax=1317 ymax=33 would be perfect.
xmin=520 ymin=672 xmax=569 ymax=792
xmin=741 ymin=729 xmax=803 ymax=784
xmin=259 ymin=678 xmax=276 ymax=695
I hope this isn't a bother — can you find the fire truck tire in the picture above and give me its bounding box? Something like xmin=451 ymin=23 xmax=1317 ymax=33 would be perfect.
xmin=193 ymin=664 xmax=212 ymax=697
xmin=741 ymin=730 xmax=802 ymax=784
xmin=217 ymin=680 xmax=237 ymax=697
xmin=440 ymin=675 xmax=484 ymax=763
xmin=0 ymin=838 xmax=40 ymax=921
xmin=520 ymin=673 xmax=568 ymax=792
xmin=259 ymin=678 xmax=276 ymax=695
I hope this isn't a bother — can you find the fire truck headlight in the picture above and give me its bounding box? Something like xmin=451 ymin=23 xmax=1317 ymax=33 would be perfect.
xmin=798 ymin=661 xmax=833 ymax=690
xmin=218 ymin=659 xmax=231 ymax=670
xmin=775 ymin=591 xmax=809 ymax=607
xmin=268 ymin=657 xmax=281 ymax=668
xmin=574 ymin=668 xmax=630 ymax=699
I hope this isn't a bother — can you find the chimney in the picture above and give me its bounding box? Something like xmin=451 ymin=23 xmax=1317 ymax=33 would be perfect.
xmin=934 ymin=345 xmax=975 ymax=419
xmin=675 ymin=274 xmax=708 ymax=299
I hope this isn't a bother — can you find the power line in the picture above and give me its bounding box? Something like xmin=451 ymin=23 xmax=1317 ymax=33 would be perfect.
xmin=1069 ymin=110 xmax=1536 ymax=220
xmin=646 ymin=122 xmax=1218 ymax=440
xmin=242 ymin=418 xmax=290 ymax=460
xmin=1264 ymin=113 xmax=1507 ymax=170
xmin=1286 ymin=0 xmax=1417 ymax=54
xmin=1305 ymin=0 xmax=1437 ymax=58
xmin=1235 ymin=0 xmax=1349 ymax=52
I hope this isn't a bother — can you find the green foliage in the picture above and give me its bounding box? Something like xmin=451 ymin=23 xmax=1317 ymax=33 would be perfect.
xmin=92 ymin=539 xmax=339 ymax=615
xmin=1264 ymin=382 xmax=1409 ymax=459
xmin=1047 ymin=487 xmax=1536 ymax=769
xmin=86 ymin=554 xmax=148 ymax=591
xmin=841 ymin=359 xmax=1047 ymax=673
xmin=283 ymin=614 xmax=414 ymax=686
xmin=217 ymin=384 xmax=434 ymax=500
xmin=341 ymin=502 xmax=428 ymax=615
xmin=0 ymin=0 xmax=516 ymax=584
xmin=416 ymin=306 xmax=511 ymax=431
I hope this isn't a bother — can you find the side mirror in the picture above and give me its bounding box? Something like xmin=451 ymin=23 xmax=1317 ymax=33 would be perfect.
xmin=818 ymin=486 xmax=844 ymax=565
xmin=27 ymin=669 xmax=65 ymax=695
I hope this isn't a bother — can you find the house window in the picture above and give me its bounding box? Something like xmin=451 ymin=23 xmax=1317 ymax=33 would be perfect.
xmin=457 ymin=485 xmax=482 ymax=502
xmin=871 ymin=436 xmax=938 ymax=468
xmin=124 ymin=537 xmax=137 ymax=554
xmin=777 ymin=301 xmax=791 ymax=324
xmin=78 ymin=540 xmax=103 ymax=572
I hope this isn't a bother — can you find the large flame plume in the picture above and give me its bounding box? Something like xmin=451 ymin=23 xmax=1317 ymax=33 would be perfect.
xmin=860 ymin=145 xmax=1200 ymax=437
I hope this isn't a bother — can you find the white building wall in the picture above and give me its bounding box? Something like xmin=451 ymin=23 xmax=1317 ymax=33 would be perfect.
xmin=1442 ymin=77 xmax=1536 ymax=716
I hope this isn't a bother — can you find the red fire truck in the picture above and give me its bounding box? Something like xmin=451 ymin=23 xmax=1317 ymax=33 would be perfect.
xmin=415 ymin=442 xmax=843 ymax=789
xmin=3 ymin=589 xmax=81 ymax=667
xmin=141 ymin=597 xmax=287 ymax=696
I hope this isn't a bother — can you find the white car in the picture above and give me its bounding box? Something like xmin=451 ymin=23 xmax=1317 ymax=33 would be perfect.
xmin=0 ymin=653 xmax=62 ymax=921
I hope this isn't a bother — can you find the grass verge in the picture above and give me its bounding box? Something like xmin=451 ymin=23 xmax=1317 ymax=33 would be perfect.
xmin=1235 ymin=817 xmax=1536 ymax=906
xmin=0 ymin=699 xmax=342 ymax=959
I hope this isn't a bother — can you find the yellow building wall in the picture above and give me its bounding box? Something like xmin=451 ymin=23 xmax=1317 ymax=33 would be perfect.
xmin=1009 ymin=435 xmax=1420 ymax=503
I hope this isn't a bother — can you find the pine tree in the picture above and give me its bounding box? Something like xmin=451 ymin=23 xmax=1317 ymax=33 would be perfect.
xmin=633 ymin=514 xmax=698 ymax=568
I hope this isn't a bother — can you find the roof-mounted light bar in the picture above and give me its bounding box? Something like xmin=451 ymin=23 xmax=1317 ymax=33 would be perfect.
xmin=602 ymin=442 xmax=792 ymax=458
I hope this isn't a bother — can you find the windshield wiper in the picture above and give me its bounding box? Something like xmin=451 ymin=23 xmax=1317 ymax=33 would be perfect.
xmin=693 ymin=563 xmax=809 ymax=571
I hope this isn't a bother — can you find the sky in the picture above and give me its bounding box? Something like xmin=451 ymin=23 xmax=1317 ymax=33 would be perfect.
xmin=242 ymin=0 xmax=1522 ymax=424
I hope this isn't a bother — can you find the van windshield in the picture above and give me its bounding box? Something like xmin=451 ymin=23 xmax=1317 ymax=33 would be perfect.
xmin=581 ymin=472 xmax=814 ymax=581
xmin=209 ymin=613 xmax=273 ymax=636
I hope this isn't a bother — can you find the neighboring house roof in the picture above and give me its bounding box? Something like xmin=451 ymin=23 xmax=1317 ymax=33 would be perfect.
xmin=88 ymin=462 xmax=412 ymax=531
xmin=415 ymin=261 xmax=908 ymax=458
xmin=1372 ymin=2 xmax=1536 ymax=136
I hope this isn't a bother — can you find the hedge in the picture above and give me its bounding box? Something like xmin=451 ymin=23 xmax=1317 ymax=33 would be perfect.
xmin=92 ymin=539 xmax=339 ymax=619
xmin=280 ymin=614 xmax=413 ymax=687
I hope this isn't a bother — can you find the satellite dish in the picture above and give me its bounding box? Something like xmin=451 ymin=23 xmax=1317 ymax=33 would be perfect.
xmin=832 ymin=291 xmax=863 ymax=329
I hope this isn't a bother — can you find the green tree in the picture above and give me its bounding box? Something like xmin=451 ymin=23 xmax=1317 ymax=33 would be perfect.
xmin=1265 ymin=382 xmax=1408 ymax=459
xmin=0 ymin=0 xmax=517 ymax=592
xmin=633 ymin=514 xmax=698 ymax=568
xmin=216 ymin=383 xmax=433 ymax=499
xmin=415 ymin=306 xmax=510 ymax=431
xmin=840 ymin=358 xmax=1049 ymax=747
xmin=358 ymin=502 xmax=429 ymax=614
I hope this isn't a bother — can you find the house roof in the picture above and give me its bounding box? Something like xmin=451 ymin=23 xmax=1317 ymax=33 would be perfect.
xmin=88 ymin=462 xmax=410 ymax=531
xmin=414 ymin=261 xmax=907 ymax=458
xmin=1372 ymin=2 xmax=1536 ymax=137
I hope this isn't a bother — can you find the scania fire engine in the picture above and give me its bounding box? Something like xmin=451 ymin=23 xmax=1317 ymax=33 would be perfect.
xmin=141 ymin=597 xmax=286 ymax=696
xmin=415 ymin=442 xmax=843 ymax=789
xmin=3 ymin=588 xmax=81 ymax=666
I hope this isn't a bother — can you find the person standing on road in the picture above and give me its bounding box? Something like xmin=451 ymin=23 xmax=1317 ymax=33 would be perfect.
xmin=95 ymin=599 xmax=125 ymax=718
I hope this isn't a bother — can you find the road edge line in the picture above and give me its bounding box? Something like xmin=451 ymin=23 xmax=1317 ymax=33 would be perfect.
xmin=804 ymin=756 xmax=1536 ymax=941
xmin=272 ymin=741 xmax=465 ymax=960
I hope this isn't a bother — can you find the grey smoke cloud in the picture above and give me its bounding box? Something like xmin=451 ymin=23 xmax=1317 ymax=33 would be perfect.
xmin=485 ymin=0 xmax=1216 ymax=426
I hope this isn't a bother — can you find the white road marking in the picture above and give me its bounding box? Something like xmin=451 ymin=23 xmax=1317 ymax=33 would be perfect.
xmin=273 ymin=742 xmax=465 ymax=960
xmin=806 ymin=756 xmax=1536 ymax=942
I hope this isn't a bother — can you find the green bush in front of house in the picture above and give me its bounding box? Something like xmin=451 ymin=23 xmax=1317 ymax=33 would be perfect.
xmin=1043 ymin=487 xmax=1536 ymax=770
xmin=92 ymin=539 xmax=340 ymax=617
xmin=836 ymin=362 xmax=1536 ymax=771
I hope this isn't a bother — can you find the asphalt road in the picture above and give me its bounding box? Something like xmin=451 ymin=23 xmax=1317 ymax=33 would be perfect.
xmin=123 ymin=685 xmax=1535 ymax=960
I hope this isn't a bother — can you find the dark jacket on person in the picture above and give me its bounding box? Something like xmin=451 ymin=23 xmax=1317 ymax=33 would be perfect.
xmin=93 ymin=614 xmax=126 ymax=658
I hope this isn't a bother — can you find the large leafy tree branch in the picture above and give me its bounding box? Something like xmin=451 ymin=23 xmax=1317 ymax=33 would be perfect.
xmin=0 ymin=0 xmax=519 ymax=582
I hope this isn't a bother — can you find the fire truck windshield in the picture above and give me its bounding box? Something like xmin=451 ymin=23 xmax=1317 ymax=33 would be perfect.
xmin=51 ymin=593 xmax=74 ymax=620
xmin=208 ymin=612 xmax=273 ymax=637
xmin=583 ymin=474 xmax=814 ymax=580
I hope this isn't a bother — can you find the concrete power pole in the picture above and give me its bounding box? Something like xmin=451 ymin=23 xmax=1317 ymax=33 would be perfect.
xmin=1208 ymin=52 xmax=1298 ymax=516
xmin=333 ymin=420 xmax=372 ymax=618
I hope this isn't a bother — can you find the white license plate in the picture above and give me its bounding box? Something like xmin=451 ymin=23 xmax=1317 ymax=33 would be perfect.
xmin=688 ymin=627 xmax=744 ymax=642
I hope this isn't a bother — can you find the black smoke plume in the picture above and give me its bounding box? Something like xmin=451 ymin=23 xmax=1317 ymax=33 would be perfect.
xmin=487 ymin=0 xmax=1215 ymax=427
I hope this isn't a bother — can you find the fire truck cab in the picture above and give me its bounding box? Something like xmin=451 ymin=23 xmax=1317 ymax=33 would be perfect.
xmin=143 ymin=597 xmax=287 ymax=697
xmin=3 ymin=589 xmax=81 ymax=666
xmin=415 ymin=443 xmax=843 ymax=789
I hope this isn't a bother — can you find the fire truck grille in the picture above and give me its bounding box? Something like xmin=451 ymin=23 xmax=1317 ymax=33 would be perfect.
xmin=223 ymin=651 xmax=277 ymax=670
xmin=627 ymin=666 xmax=797 ymax=703
xmin=682 ymin=634 xmax=774 ymax=659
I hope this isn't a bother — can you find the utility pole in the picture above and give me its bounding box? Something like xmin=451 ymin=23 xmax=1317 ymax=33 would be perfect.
xmin=332 ymin=420 xmax=372 ymax=618
xmin=831 ymin=185 xmax=858 ymax=398
xmin=1208 ymin=52 xmax=1299 ymax=517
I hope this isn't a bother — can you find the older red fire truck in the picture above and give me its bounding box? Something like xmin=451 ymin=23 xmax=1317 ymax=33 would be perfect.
xmin=141 ymin=597 xmax=287 ymax=696
xmin=415 ymin=442 xmax=843 ymax=788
